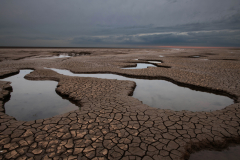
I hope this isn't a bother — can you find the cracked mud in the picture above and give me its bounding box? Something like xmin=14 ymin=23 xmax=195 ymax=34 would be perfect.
xmin=0 ymin=48 xmax=240 ymax=160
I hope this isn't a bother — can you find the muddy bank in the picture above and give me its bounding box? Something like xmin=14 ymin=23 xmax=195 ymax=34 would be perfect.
xmin=0 ymin=48 xmax=240 ymax=159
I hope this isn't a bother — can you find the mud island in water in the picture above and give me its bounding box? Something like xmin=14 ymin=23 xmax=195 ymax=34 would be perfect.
xmin=0 ymin=47 xmax=240 ymax=159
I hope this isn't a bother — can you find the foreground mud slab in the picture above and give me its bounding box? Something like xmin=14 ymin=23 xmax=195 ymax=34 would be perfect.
xmin=0 ymin=48 xmax=240 ymax=160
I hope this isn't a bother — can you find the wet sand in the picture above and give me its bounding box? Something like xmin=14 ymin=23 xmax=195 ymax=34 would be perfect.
xmin=0 ymin=47 xmax=240 ymax=159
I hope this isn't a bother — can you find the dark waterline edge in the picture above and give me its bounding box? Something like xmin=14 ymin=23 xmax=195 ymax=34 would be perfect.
xmin=0 ymin=70 xmax=20 ymax=79
xmin=0 ymin=67 xmax=238 ymax=119
xmin=126 ymin=60 xmax=171 ymax=68
xmin=0 ymin=69 xmax=81 ymax=122
xmin=186 ymin=138 xmax=240 ymax=160
xmin=1 ymin=67 xmax=238 ymax=114
xmin=49 ymin=67 xmax=238 ymax=104
xmin=1 ymin=68 xmax=240 ymax=159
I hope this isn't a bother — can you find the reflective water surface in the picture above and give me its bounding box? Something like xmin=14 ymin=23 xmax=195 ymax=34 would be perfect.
xmin=148 ymin=61 xmax=162 ymax=63
xmin=40 ymin=54 xmax=71 ymax=59
xmin=189 ymin=145 xmax=240 ymax=160
xmin=58 ymin=54 xmax=72 ymax=58
xmin=2 ymin=70 xmax=78 ymax=121
xmin=122 ymin=63 xmax=156 ymax=69
xmin=39 ymin=52 xmax=90 ymax=59
xmin=50 ymin=68 xmax=233 ymax=112
xmin=1 ymin=67 xmax=234 ymax=121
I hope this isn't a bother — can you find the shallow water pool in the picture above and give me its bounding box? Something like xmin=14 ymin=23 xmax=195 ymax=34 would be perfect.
xmin=49 ymin=68 xmax=234 ymax=112
xmin=1 ymin=67 xmax=234 ymax=121
xmin=147 ymin=61 xmax=162 ymax=63
xmin=122 ymin=63 xmax=156 ymax=69
xmin=40 ymin=54 xmax=71 ymax=59
xmin=2 ymin=70 xmax=78 ymax=121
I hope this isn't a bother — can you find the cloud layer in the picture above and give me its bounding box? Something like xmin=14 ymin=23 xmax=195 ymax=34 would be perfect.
xmin=0 ymin=0 xmax=240 ymax=47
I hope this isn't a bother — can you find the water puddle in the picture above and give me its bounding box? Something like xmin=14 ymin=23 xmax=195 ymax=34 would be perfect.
xmin=39 ymin=54 xmax=71 ymax=59
xmin=36 ymin=52 xmax=91 ymax=59
xmin=189 ymin=145 xmax=240 ymax=160
xmin=58 ymin=54 xmax=72 ymax=58
xmin=122 ymin=63 xmax=156 ymax=69
xmin=49 ymin=68 xmax=233 ymax=112
xmin=159 ymin=55 xmax=164 ymax=57
xmin=1 ymin=70 xmax=78 ymax=121
xmin=58 ymin=52 xmax=91 ymax=56
xmin=147 ymin=61 xmax=162 ymax=64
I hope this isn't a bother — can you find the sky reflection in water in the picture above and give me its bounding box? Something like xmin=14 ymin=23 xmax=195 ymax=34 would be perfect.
xmin=50 ymin=68 xmax=233 ymax=112
xmin=40 ymin=54 xmax=71 ymax=59
xmin=1 ymin=68 xmax=234 ymax=121
xmin=2 ymin=70 xmax=78 ymax=121
xmin=122 ymin=63 xmax=156 ymax=69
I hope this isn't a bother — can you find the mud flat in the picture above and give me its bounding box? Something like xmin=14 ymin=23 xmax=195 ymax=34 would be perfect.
xmin=0 ymin=47 xmax=240 ymax=160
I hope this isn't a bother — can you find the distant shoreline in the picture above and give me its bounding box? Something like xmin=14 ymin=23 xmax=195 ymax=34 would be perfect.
xmin=0 ymin=46 xmax=239 ymax=49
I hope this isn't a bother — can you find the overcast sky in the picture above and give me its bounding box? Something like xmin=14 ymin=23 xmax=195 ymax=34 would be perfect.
xmin=0 ymin=0 xmax=240 ymax=47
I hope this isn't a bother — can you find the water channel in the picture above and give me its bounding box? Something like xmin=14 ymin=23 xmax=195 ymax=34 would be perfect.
xmin=49 ymin=68 xmax=233 ymax=112
xmin=1 ymin=66 xmax=234 ymax=120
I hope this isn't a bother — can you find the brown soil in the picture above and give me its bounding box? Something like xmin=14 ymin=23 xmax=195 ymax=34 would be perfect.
xmin=0 ymin=48 xmax=240 ymax=159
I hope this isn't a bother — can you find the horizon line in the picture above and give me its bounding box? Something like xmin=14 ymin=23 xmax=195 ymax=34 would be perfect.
xmin=0 ymin=46 xmax=240 ymax=49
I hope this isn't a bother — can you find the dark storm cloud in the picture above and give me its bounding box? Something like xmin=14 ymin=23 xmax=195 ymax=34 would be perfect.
xmin=71 ymin=29 xmax=240 ymax=47
xmin=0 ymin=0 xmax=240 ymax=47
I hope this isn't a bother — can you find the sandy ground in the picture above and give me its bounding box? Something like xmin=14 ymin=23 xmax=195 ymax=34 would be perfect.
xmin=0 ymin=47 xmax=240 ymax=160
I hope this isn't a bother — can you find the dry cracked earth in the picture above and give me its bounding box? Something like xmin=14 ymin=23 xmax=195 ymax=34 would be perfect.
xmin=0 ymin=48 xmax=240 ymax=160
